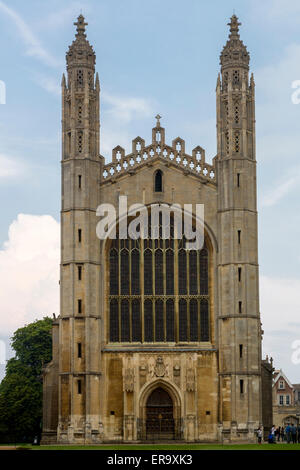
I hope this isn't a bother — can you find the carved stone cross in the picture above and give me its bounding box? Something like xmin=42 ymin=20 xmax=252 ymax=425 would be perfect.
xmin=155 ymin=114 xmax=161 ymax=127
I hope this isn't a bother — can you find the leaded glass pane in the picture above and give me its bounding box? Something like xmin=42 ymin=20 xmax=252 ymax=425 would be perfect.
xmin=121 ymin=250 xmax=129 ymax=295
xmin=132 ymin=300 xmax=141 ymax=342
xmin=200 ymin=248 xmax=208 ymax=295
xmin=144 ymin=249 xmax=152 ymax=294
xmin=131 ymin=249 xmax=140 ymax=294
xmin=166 ymin=249 xmax=174 ymax=295
xmin=166 ymin=299 xmax=175 ymax=342
xmin=155 ymin=299 xmax=164 ymax=342
xmin=109 ymin=299 xmax=119 ymax=342
xmin=200 ymin=299 xmax=209 ymax=341
xmin=109 ymin=248 xmax=119 ymax=295
xmin=190 ymin=299 xmax=198 ymax=341
xmin=155 ymin=249 xmax=163 ymax=295
xmin=178 ymin=250 xmax=187 ymax=294
xmin=121 ymin=300 xmax=130 ymax=342
xmin=144 ymin=300 xmax=153 ymax=342
xmin=189 ymin=250 xmax=198 ymax=295
xmin=179 ymin=299 xmax=187 ymax=341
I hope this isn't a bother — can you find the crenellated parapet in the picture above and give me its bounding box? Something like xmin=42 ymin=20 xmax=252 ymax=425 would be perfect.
xmin=102 ymin=117 xmax=216 ymax=184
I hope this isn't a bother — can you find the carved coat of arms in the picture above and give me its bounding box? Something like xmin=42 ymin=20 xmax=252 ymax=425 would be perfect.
xmin=154 ymin=356 xmax=166 ymax=377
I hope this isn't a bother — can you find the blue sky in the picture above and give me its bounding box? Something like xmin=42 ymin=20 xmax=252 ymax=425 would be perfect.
xmin=0 ymin=0 xmax=300 ymax=382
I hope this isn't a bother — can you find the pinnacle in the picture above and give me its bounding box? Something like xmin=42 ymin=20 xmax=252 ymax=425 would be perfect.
xmin=220 ymin=14 xmax=249 ymax=69
xmin=74 ymin=14 xmax=88 ymax=38
xmin=228 ymin=14 xmax=241 ymax=37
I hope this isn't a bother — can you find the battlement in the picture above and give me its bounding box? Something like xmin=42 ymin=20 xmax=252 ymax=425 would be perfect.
xmin=101 ymin=117 xmax=216 ymax=184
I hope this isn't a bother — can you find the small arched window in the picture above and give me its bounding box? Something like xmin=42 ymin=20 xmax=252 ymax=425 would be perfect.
xmin=154 ymin=170 xmax=163 ymax=192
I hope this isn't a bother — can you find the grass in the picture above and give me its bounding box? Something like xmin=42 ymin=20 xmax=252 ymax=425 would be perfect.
xmin=6 ymin=443 xmax=300 ymax=451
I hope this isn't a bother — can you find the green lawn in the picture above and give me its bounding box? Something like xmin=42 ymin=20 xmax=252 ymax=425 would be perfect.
xmin=8 ymin=443 xmax=300 ymax=451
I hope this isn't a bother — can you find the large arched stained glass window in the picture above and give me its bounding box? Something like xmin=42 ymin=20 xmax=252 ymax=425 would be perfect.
xmin=108 ymin=218 xmax=210 ymax=343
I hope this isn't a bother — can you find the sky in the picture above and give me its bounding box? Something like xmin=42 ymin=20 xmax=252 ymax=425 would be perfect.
xmin=0 ymin=0 xmax=300 ymax=383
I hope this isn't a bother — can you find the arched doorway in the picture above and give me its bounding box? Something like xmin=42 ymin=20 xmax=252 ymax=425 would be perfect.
xmin=146 ymin=387 xmax=175 ymax=440
xmin=283 ymin=415 xmax=299 ymax=426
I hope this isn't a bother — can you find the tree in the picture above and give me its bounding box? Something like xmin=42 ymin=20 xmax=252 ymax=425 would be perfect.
xmin=0 ymin=317 xmax=52 ymax=443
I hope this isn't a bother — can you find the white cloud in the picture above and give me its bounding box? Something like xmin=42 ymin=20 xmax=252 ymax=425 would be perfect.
xmin=100 ymin=91 xmax=156 ymax=159
xmin=254 ymin=43 xmax=300 ymax=169
xmin=260 ymin=274 xmax=300 ymax=382
xmin=0 ymin=1 xmax=60 ymax=67
xmin=260 ymin=167 xmax=300 ymax=207
xmin=35 ymin=74 xmax=60 ymax=96
xmin=0 ymin=214 xmax=60 ymax=336
xmin=102 ymin=91 xmax=154 ymax=124
xmin=251 ymin=0 xmax=300 ymax=26
xmin=0 ymin=153 xmax=25 ymax=179
xmin=35 ymin=3 xmax=91 ymax=32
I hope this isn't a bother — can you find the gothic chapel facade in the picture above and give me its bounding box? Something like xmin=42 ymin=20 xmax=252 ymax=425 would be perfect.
xmin=42 ymin=14 xmax=266 ymax=443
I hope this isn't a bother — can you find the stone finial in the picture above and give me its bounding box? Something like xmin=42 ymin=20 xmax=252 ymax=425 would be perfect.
xmin=74 ymin=14 xmax=88 ymax=38
xmin=220 ymin=14 xmax=249 ymax=70
xmin=228 ymin=14 xmax=241 ymax=37
xmin=66 ymin=15 xmax=96 ymax=70
xmin=155 ymin=114 xmax=162 ymax=128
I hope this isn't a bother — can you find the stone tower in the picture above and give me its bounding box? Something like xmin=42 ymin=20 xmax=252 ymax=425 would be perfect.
xmin=42 ymin=15 xmax=104 ymax=442
xmin=42 ymin=15 xmax=266 ymax=444
xmin=216 ymin=15 xmax=262 ymax=437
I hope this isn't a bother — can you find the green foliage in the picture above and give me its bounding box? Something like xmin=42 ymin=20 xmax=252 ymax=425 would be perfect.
xmin=0 ymin=318 xmax=52 ymax=443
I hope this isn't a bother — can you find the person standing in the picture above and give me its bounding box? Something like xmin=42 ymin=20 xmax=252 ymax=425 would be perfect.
xmin=297 ymin=423 xmax=300 ymax=443
xmin=291 ymin=424 xmax=297 ymax=444
xmin=271 ymin=424 xmax=276 ymax=442
xmin=257 ymin=427 xmax=263 ymax=445
xmin=277 ymin=426 xmax=281 ymax=442
xmin=286 ymin=424 xmax=291 ymax=443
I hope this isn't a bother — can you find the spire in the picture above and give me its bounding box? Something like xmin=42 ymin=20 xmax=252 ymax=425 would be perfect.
xmin=95 ymin=72 xmax=100 ymax=90
xmin=66 ymin=15 xmax=95 ymax=72
xmin=220 ymin=14 xmax=249 ymax=70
